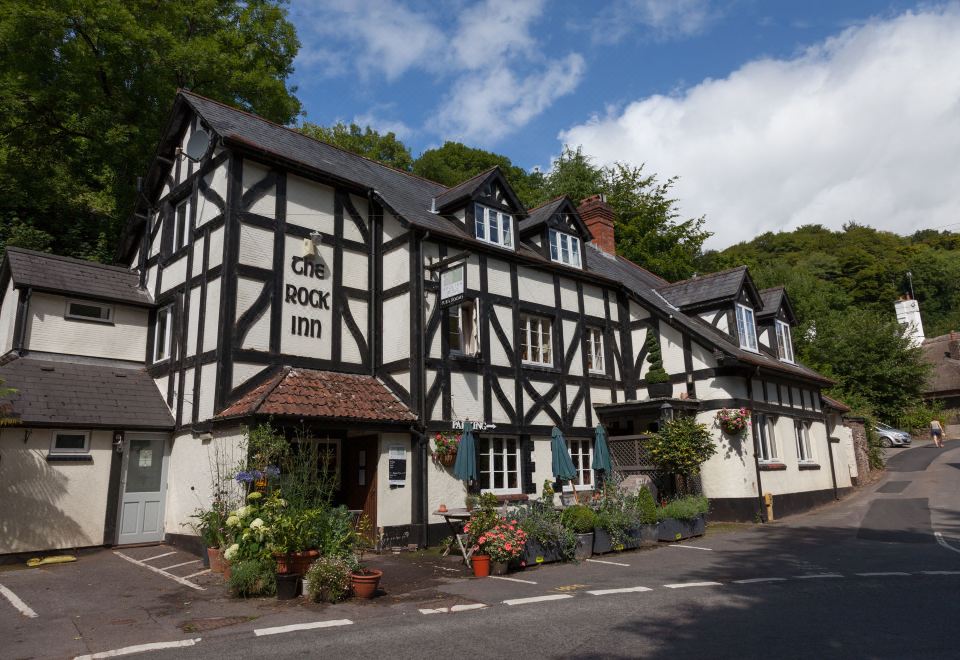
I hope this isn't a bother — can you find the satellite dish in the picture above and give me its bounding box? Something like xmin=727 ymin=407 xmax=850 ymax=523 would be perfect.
xmin=184 ymin=128 xmax=211 ymax=162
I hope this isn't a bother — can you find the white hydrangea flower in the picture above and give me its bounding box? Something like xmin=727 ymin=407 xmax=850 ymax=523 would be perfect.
xmin=223 ymin=543 xmax=239 ymax=560
xmin=226 ymin=515 xmax=240 ymax=527
xmin=250 ymin=518 xmax=264 ymax=530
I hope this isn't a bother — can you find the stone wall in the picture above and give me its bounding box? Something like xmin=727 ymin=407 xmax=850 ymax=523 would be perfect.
xmin=845 ymin=417 xmax=871 ymax=485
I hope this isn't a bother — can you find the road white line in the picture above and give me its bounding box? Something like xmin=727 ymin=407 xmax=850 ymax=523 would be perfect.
xmin=794 ymin=573 xmax=843 ymax=579
xmin=935 ymin=532 xmax=960 ymax=555
xmin=419 ymin=607 xmax=447 ymax=614
xmin=923 ymin=570 xmax=960 ymax=575
xmin=114 ymin=552 xmax=204 ymax=591
xmin=856 ymin=572 xmax=910 ymax=577
xmin=161 ymin=559 xmax=201 ymax=571
xmin=253 ymin=619 xmax=353 ymax=637
xmin=733 ymin=577 xmax=787 ymax=584
xmin=139 ymin=551 xmax=177 ymax=563
xmin=669 ymin=544 xmax=713 ymax=551
xmin=663 ymin=581 xmax=723 ymax=589
xmin=587 ymin=586 xmax=652 ymax=596
xmin=73 ymin=638 xmax=200 ymax=659
xmin=183 ymin=569 xmax=211 ymax=579
xmin=451 ymin=603 xmax=488 ymax=612
xmin=503 ymin=594 xmax=573 ymax=606
xmin=586 ymin=558 xmax=630 ymax=567
xmin=490 ymin=575 xmax=537 ymax=584
xmin=0 ymin=583 xmax=38 ymax=618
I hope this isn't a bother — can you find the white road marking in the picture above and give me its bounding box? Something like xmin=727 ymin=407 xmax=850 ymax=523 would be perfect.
xmin=794 ymin=573 xmax=843 ymax=579
xmin=503 ymin=594 xmax=573 ymax=606
xmin=663 ymin=581 xmax=723 ymax=589
xmin=733 ymin=577 xmax=787 ymax=584
xmin=587 ymin=586 xmax=652 ymax=596
xmin=139 ymin=551 xmax=177 ymax=563
xmin=935 ymin=532 xmax=960 ymax=555
xmin=73 ymin=638 xmax=200 ymax=659
xmin=419 ymin=607 xmax=447 ymax=614
xmin=451 ymin=603 xmax=488 ymax=612
xmin=0 ymin=583 xmax=38 ymax=618
xmin=586 ymin=558 xmax=630 ymax=567
xmin=856 ymin=572 xmax=910 ymax=577
xmin=489 ymin=575 xmax=537 ymax=584
xmin=253 ymin=619 xmax=354 ymax=637
xmin=114 ymin=552 xmax=204 ymax=591
xmin=669 ymin=544 xmax=713 ymax=551
xmin=923 ymin=570 xmax=960 ymax=575
xmin=161 ymin=559 xmax=201 ymax=571
xmin=183 ymin=569 xmax=211 ymax=579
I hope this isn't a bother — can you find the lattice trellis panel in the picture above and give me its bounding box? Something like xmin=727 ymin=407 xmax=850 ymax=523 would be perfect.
xmin=608 ymin=434 xmax=702 ymax=497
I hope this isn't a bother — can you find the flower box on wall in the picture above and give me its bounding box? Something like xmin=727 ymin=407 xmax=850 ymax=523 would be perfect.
xmin=657 ymin=514 xmax=706 ymax=542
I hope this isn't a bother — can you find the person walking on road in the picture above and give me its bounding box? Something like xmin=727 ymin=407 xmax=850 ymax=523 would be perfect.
xmin=930 ymin=418 xmax=945 ymax=448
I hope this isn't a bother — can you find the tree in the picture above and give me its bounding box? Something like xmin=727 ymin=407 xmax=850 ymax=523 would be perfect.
xmin=648 ymin=416 xmax=716 ymax=495
xmin=0 ymin=378 xmax=18 ymax=426
xmin=0 ymin=0 xmax=301 ymax=261
xmin=412 ymin=142 xmax=544 ymax=206
xmin=300 ymin=122 xmax=413 ymax=172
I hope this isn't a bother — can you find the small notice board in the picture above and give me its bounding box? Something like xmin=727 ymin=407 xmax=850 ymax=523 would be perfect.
xmin=388 ymin=445 xmax=407 ymax=486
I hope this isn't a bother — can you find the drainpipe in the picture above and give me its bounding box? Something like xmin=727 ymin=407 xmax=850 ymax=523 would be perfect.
xmin=747 ymin=376 xmax=766 ymax=522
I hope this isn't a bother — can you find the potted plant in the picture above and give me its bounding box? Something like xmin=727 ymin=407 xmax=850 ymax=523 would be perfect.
xmin=483 ymin=519 xmax=528 ymax=575
xmin=517 ymin=500 xmax=576 ymax=565
xmin=593 ymin=484 xmax=632 ymax=554
xmin=464 ymin=493 xmax=502 ymax=577
xmin=305 ymin=555 xmax=353 ymax=603
xmin=560 ymin=505 xmax=596 ymax=561
xmin=624 ymin=487 xmax=659 ymax=547
xmin=648 ymin=416 xmax=718 ymax=495
xmin=189 ymin=505 xmax=228 ymax=572
xmin=644 ymin=331 xmax=672 ymax=398
xmin=349 ymin=515 xmax=382 ymax=598
xmin=465 ymin=494 xmax=478 ymax=512
xmin=657 ymin=495 xmax=710 ymax=541
xmin=431 ymin=431 xmax=461 ymax=467
xmin=717 ymin=408 xmax=751 ymax=436
xmin=228 ymin=558 xmax=277 ymax=598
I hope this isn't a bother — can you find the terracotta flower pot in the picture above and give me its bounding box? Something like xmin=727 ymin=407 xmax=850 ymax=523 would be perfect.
xmin=288 ymin=549 xmax=320 ymax=576
xmin=273 ymin=552 xmax=292 ymax=575
xmin=222 ymin=561 xmax=232 ymax=581
xmin=207 ymin=547 xmax=224 ymax=574
xmin=472 ymin=554 xmax=491 ymax=578
xmin=350 ymin=568 xmax=383 ymax=599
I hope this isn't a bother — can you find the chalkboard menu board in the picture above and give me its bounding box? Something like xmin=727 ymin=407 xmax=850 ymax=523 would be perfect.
xmin=388 ymin=445 xmax=406 ymax=486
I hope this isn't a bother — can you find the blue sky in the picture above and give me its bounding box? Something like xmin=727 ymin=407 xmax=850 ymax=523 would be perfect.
xmin=287 ymin=1 xmax=960 ymax=247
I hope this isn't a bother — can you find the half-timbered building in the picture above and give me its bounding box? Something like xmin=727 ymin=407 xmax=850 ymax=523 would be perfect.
xmin=0 ymin=91 xmax=861 ymax=554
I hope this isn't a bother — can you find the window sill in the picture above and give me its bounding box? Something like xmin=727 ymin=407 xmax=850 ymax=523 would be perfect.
xmin=46 ymin=454 xmax=93 ymax=463
xmin=521 ymin=362 xmax=559 ymax=374
xmin=65 ymin=317 xmax=115 ymax=326
xmin=758 ymin=462 xmax=787 ymax=471
xmin=798 ymin=463 xmax=821 ymax=470
xmin=449 ymin=352 xmax=482 ymax=363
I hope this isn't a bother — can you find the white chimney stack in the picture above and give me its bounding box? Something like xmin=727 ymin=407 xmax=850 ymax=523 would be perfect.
xmin=895 ymin=297 xmax=925 ymax=347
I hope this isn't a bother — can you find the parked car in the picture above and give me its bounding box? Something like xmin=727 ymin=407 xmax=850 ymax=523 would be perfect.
xmin=875 ymin=422 xmax=912 ymax=448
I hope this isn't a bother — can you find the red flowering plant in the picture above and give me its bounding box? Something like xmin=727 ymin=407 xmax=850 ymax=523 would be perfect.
xmin=716 ymin=408 xmax=751 ymax=435
xmin=474 ymin=519 xmax=528 ymax=563
xmin=431 ymin=431 xmax=461 ymax=465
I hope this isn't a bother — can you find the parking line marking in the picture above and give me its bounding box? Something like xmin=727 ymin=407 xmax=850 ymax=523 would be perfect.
xmin=669 ymin=544 xmax=713 ymax=551
xmin=922 ymin=570 xmax=960 ymax=575
xmin=587 ymin=586 xmax=652 ymax=596
xmin=935 ymin=532 xmax=960 ymax=555
xmin=490 ymin=575 xmax=537 ymax=584
xmin=794 ymin=573 xmax=843 ymax=579
xmin=586 ymin=558 xmax=630 ymax=567
xmin=856 ymin=572 xmax=910 ymax=577
xmin=73 ymin=638 xmax=200 ymax=659
xmin=253 ymin=619 xmax=353 ymax=636
xmin=139 ymin=551 xmax=177 ymax=563
xmin=450 ymin=603 xmax=488 ymax=612
xmin=419 ymin=607 xmax=447 ymax=614
xmin=664 ymin=581 xmax=723 ymax=589
xmin=161 ymin=559 xmax=201 ymax=571
xmin=114 ymin=552 xmax=204 ymax=591
xmin=503 ymin=594 xmax=573 ymax=606
xmin=733 ymin=577 xmax=787 ymax=584
xmin=184 ymin=569 xmax=211 ymax=579
xmin=0 ymin=583 xmax=38 ymax=618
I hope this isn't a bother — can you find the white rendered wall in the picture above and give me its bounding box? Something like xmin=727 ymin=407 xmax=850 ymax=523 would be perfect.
xmin=427 ymin=460 xmax=469 ymax=525
xmin=377 ymin=434 xmax=412 ymax=528
xmin=0 ymin=282 xmax=19 ymax=354
xmin=697 ymin=412 xmax=758 ymax=500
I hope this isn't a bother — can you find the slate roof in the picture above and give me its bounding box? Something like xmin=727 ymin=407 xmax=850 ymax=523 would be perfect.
xmin=821 ymin=394 xmax=852 ymax=413
xmin=432 ymin=166 xmax=498 ymax=212
xmin=0 ymin=356 xmax=174 ymax=429
xmin=218 ymin=367 xmax=417 ymax=423
xmin=921 ymin=333 xmax=960 ymax=396
xmin=519 ymin=196 xmax=566 ymax=234
xmin=757 ymin=287 xmax=785 ymax=318
xmin=657 ymin=266 xmax=749 ymax=311
xmin=3 ymin=247 xmax=153 ymax=307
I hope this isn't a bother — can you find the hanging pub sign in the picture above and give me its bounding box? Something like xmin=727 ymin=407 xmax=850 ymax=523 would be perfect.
xmin=388 ymin=445 xmax=407 ymax=486
xmin=439 ymin=264 xmax=465 ymax=308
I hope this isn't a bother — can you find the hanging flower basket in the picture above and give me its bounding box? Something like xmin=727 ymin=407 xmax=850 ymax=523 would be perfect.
xmin=716 ymin=408 xmax=750 ymax=436
xmin=431 ymin=431 xmax=461 ymax=468
xmin=440 ymin=451 xmax=457 ymax=467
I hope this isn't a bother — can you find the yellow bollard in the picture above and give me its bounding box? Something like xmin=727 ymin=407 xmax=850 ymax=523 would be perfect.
xmin=764 ymin=492 xmax=774 ymax=521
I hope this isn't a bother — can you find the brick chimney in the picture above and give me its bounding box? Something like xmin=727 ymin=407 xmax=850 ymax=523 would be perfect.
xmin=578 ymin=194 xmax=615 ymax=255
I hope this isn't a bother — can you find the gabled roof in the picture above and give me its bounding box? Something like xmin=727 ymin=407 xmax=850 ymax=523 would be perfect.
xmin=657 ymin=266 xmax=761 ymax=312
xmin=3 ymin=247 xmax=153 ymax=307
xmin=821 ymin=394 xmax=851 ymax=413
xmin=0 ymin=356 xmax=173 ymax=429
xmin=757 ymin=286 xmax=797 ymax=324
xmin=218 ymin=366 xmax=417 ymax=423
xmin=519 ymin=196 xmax=592 ymax=240
xmin=431 ymin=166 xmax=497 ymax=211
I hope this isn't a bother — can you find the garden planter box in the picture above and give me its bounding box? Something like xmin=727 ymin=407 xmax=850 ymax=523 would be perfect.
xmin=522 ymin=540 xmax=564 ymax=566
xmin=592 ymin=528 xmax=619 ymax=554
xmin=657 ymin=515 xmax=706 ymax=542
xmin=573 ymin=532 xmax=594 ymax=561
xmin=624 ymin=524 xmax=659 ymax=549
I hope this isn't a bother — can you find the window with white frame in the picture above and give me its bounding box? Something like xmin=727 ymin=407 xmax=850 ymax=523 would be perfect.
xmin=447 ymin=299 xmax=479 ymax=356
xmin=474 ymin=203 xmax=513 ymax=249
xmin=565 ymin=438 xmax=594 ymax=490
xmin=153 ymin=305 xmax=173 ymax=363
xmin=756 ymin=413 xmax=779 ymax=462
xmin=66 ymin=300 xmax=113 ymax=323
xmin=776 ymin=320 xmax=795 ymax=363
xmin=174 ymin=197 xmax=190 ymax=251
xmin=478 ymin=436 xmax=521 ymax=493
xmin=586 ymin=327 xmax=605 ymax=374
xmin=794 ymin=420 xmax=814 ymax=463
xmin=50 ymin=431 xmax=90 ymax=455
xmin=735 ymin=303 xmax=759 ymax=352
xmin=548 ymin=229 xmax=582 ymax=268
xmin=520 ymin=315 xmax=552 ymax=366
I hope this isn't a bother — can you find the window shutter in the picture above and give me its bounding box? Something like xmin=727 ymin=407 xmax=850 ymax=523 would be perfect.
xmin=520 ymin=434 xmax=536 ymax=494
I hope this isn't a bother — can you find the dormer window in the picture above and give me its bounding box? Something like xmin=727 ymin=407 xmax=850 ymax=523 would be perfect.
xmin=549 ymin=229 xmax=582 ymax=268
xmin=474 ymin=203 xmax=513 ymax=249
xmin=776 ymin=320 xmax=795 ymax=363
xmin=735 ymin=303 xmax=758 ymax=352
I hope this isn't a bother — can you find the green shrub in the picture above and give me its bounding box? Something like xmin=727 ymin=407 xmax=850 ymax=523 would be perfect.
xmin=516 ymin=502 xmax=576 ymax=560
xmin=648 ymin=417 xmax=717 ymax=494
xmin=627 ymin=487 xmax=658 ymax=525
xmin=229 ymin=559 xmax=276 ymax=598
xmin=645 ymin=331 xmax=669 ymax=384
xmin=305 ymin=555 xmax=353 ymax=603
xmin=657 ymin=495 xmax=709 ymax=522
xmin=560 ymin=505 xmax=596 ymax=534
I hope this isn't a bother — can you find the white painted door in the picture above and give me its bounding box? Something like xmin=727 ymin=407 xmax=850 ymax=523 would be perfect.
xmin=117 ymin=433 xmax=169 ymax=545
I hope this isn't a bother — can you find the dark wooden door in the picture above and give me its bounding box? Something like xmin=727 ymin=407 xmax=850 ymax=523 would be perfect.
xmin=341 ymin=436 xmax=377 ymax=530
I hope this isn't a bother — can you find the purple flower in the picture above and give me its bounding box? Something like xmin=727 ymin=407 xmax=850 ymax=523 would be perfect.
xmin=265 ymin=465 xmax=281 ymax=478
xmin=234 ymin=471 xmax=254 ymax=484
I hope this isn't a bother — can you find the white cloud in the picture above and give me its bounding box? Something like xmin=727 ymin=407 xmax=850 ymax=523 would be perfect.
xmin=352 ymin=111 xmax=414 ymax=140
xmin=451 ymin=0 xmax=544 ymax=69
xmin=559 ymin=6 xmax=960 ymax=248
xmin=587 ymin=0 xmax=716 ymax=43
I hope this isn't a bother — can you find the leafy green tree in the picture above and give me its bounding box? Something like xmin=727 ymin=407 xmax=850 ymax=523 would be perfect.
xmin=648 ymin=417 xmax=716 ymax=495
xmin=412 ymin=142 xmax=544 ymax=206
xmin=0 ymin=0 xmax=301 ymax=260
xmin=300 ymin=122 xmax=413 ymax=171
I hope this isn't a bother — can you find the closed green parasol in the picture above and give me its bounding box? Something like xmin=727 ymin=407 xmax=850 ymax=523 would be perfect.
xmin=551 ymin=426 xmax=578 ymax=482
xmin=452 ymin=421 xmax=478 ymax=482
xmin=592 ymin=423 xmax=613 ymax=474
